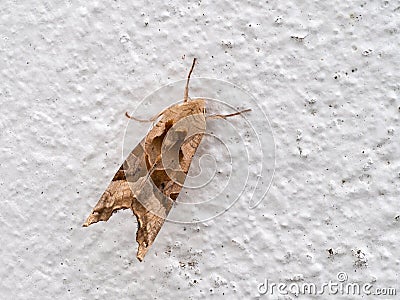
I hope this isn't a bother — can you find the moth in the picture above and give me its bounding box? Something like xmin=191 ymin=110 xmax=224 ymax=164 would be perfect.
xmin=83 ymin=58 xmax=250 ymax=261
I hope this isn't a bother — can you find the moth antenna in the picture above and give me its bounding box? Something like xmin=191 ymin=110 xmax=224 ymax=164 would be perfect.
xmin=183 ymin=58 xmax=197 ymax=103
xmin=207 ymin=108 xmax=252 ymax=119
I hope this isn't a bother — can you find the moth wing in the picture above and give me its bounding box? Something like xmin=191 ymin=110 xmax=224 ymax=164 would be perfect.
xmin=83 ymin=138 xmax=173 ymax=261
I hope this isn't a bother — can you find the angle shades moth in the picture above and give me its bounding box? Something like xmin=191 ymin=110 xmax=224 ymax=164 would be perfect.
xmin=83 ymin=58 xmax=250 ymax=261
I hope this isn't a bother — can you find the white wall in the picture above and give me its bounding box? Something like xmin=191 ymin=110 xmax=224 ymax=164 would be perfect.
xmin=1 ymin=1 xmax=399 ymax=299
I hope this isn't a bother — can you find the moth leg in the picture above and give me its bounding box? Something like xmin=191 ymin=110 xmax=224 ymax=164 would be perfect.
xmin=183 ymin=58 xmax=197 ymax=102
xmin=207 ymin=108 xmax=252 ymax=119
xmin=125 ymin=109 xmax=166 ymax=123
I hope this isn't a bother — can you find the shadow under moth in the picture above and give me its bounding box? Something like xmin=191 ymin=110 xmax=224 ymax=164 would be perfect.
xmin=83 ymin=58 xmax=250 ymax=261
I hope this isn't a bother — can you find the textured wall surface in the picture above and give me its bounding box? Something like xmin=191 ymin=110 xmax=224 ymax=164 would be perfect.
xmin=1 ymin=1 xmax=399 ymax=299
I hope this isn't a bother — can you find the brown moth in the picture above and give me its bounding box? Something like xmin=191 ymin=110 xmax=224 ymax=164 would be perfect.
xmin=83 ymin=58 xmax=250 ymax=261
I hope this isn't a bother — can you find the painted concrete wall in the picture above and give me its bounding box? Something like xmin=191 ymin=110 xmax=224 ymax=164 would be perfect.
xmin=1 ymin=0 xmax=399 ymax=299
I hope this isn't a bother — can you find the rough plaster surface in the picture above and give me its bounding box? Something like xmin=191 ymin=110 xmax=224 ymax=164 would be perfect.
xmin=1 ymin=1 xmax=399 ymax=299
